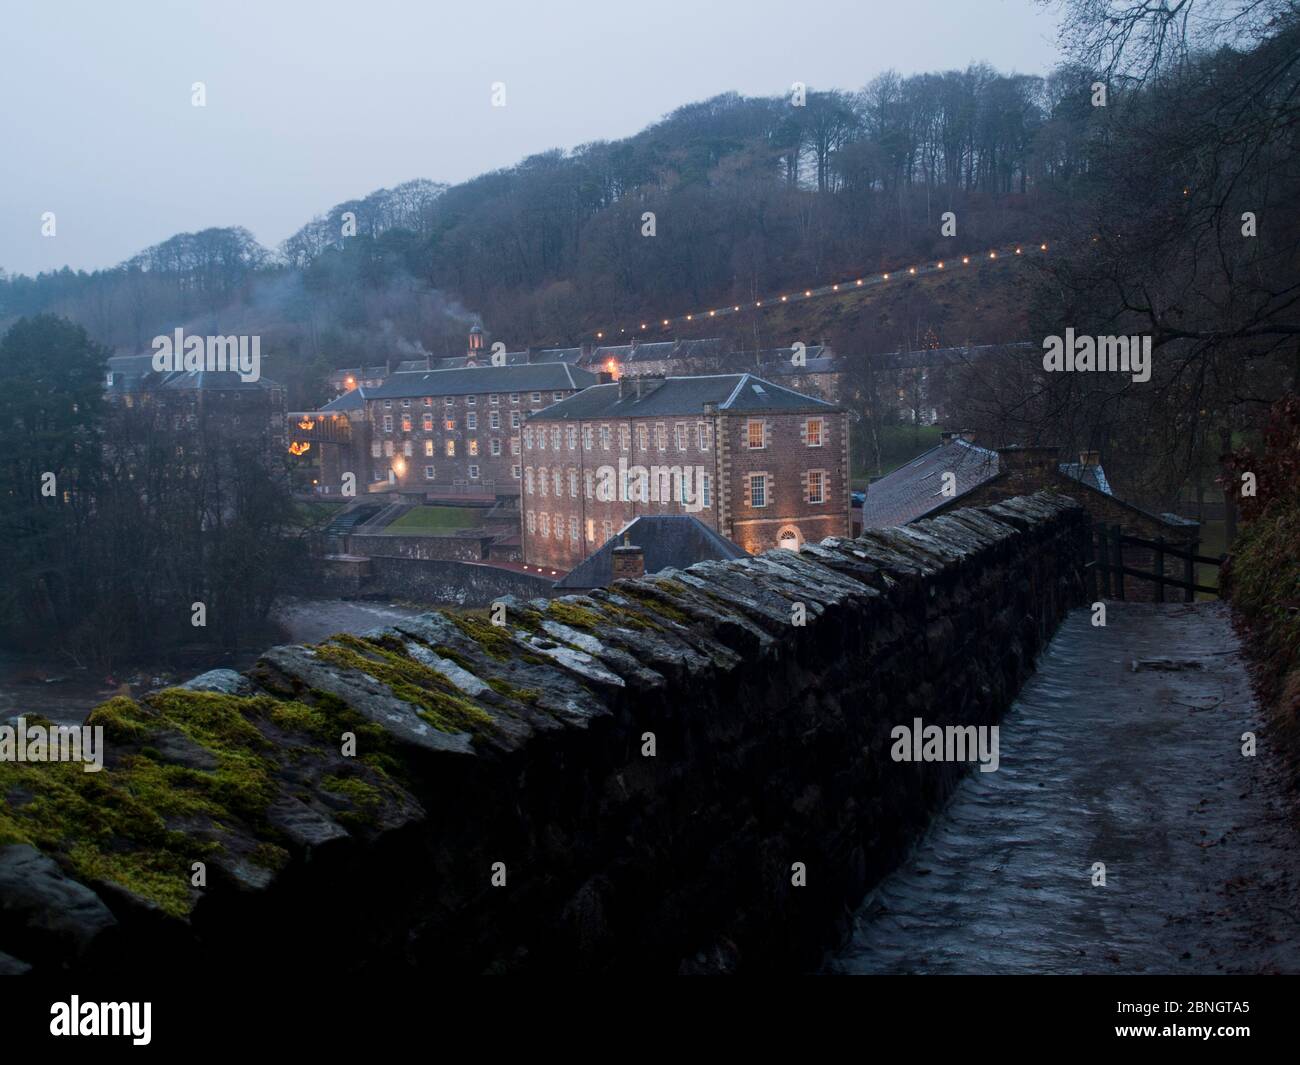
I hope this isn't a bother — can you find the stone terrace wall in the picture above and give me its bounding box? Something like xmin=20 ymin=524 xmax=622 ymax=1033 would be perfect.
xmin=0 ymin=493 xmax=1087 ymax=976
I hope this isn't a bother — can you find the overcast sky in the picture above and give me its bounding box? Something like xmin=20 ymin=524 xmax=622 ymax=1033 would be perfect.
xmin=0 ymin=0 xmax=1062 ymax=276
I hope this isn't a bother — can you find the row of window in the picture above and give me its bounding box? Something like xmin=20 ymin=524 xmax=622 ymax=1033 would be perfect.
xmin=744 ymin=469 xmax=829 ymax=507
xmin=414 ymin=464 xmax=523 ymax=481
xmin=373 ymin=438 xmax=519 ymax=460
xmin=526 ymin=511 xmax=617 ymax=545
xmin=520 ymin=417 xmax=826 ymax=453
xmin=382 ymin=391 xmax=564 ymax=410
xmin=384 ymin=411 xmax=523 ymax=432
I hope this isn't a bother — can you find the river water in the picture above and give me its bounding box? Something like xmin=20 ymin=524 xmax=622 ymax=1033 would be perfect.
xmin=0 ymin=596 xmax=428 ymax=728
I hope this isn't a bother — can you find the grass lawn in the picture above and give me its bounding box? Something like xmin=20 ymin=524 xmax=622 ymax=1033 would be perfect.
xmin=386 ymin=506 xmax=483 ymax=535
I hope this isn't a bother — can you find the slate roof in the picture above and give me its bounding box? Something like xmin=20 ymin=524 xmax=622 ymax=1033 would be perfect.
xmin=316 ymin=388 xmax=368 ymax=412
xmin=527 ymin=373 xmax=839 ymax=422
xmin=554 ymin=515 xmax=748 ymax=591
xmin=862 ymin=439 xmax=1121 ymax=528
xmin=106 ymin=354 xmax=281 ymax=394
xmin=862 ymin=439 xmax=1001 ymax=528
xmin=367 ymin=363 xmax=598 ymax=400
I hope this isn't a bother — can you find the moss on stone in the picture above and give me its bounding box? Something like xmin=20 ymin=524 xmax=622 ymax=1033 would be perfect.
xmin=546 ymin=601 xmax=605 ymax=631
xmin=85 ymin=696 xmax=156 ymax=743
xmin=486 ymin=677 xmax=541 ymax=704
xmin=313 ymin=634 xmax=495 ymax=736
xmin=446 ymin=612 xmax=517 ymax=660
xmin=248 ymin=841 xmax=290 ymax=872
xmin=620 ymin=585 xmax=693 ymax=624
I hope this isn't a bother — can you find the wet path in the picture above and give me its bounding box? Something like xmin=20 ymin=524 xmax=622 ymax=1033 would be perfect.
xmin=830 ymin=602 xmax=1300 ymax=975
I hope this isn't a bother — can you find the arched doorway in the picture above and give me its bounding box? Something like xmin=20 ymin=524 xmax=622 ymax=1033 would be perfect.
xmin=777 ymin=525 xmax=803 ymax=551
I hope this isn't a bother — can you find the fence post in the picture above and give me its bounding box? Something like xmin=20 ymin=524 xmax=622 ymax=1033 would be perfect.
xmin=1183 ymin=541 xmax=1195 ymax=603
xmin=1112 ymin=525 xmax=1125 ymax=601
xmin=1155 ymin=536 xmax=1166 ymax=603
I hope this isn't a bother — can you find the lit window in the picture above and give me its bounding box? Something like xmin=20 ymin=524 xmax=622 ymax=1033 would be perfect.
xmin=444 ymin=418 xmax=455 ymax=431
xmin=747 ymin=420 xmax=765 ymax=449
xmin=586 ymin=519 xmax=595 ymax=542
xmin=422 ymin=413 xmax=433 ymax=430
xmin=424 ymin=440 xmax=434 ymax=457
xmin=401 ymin=415 xmax=412 ymax=432
xmin=806 ymin=417 xmax=825 ymax=447
xmin=445 ymin=441 xmax=455 ymax=457
xmin=750 ymin=473 xmax=767 ymax=507
xmin=468 ymin=439 xmax=478 ymax=456
xmin=808 ymin=469 xmax=826 ymax=504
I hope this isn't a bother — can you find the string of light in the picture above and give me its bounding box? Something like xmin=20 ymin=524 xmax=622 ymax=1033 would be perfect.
xmin=590 ymin=242 xmax=1049 ymax=342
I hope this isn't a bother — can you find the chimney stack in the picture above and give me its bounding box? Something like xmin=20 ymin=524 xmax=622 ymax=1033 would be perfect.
xmin=996 ymin=445 xmax=1060 ymax=491
xmin=610 ymin=533 xmax=645 ymax=581
xmin=634 ymin=375 xmax=666 ymax=400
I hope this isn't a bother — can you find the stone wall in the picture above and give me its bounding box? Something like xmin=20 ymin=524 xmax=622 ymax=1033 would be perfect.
xmin=346 ymin=532 xmax=494 ymax=562
xmin=0 ymin=493 xmax=1087 ymax=976
xmin=360 ymin=556 xmax=556 ymax=605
